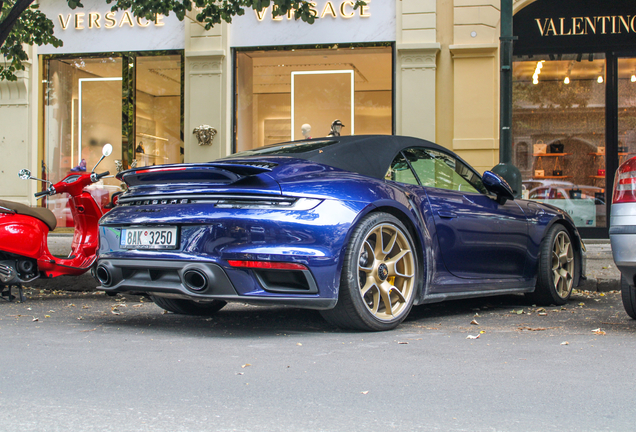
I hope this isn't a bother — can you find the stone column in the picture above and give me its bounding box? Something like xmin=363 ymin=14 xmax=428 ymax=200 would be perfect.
xmin=184 ymin=19 xmax=229 ymax=162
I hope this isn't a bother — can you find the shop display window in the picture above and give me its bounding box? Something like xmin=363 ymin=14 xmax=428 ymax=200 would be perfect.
xmin=513 ymin=54 xmax=607 ymax=228
xmin=43 ymin=53 xmax=183 ymax=228
xmin=235 ymin=45 xmax=392 ymax=152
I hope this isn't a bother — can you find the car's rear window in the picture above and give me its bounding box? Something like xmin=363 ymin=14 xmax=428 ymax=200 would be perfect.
xmin=229 ymin=140 xmax=338 ymax=158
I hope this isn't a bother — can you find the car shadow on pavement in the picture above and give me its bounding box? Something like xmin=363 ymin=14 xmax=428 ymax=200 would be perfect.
xmin=70 ymin=292 xmax=537 ymax=336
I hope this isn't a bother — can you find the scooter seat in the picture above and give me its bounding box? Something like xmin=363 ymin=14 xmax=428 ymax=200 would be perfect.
xmin=0 ymin=199 xmax=57 ymax=231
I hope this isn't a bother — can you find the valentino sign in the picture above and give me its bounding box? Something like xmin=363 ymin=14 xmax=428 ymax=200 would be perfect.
xmin=513 ymin=0 xmax=636 ymax=54
xmin=535 ymin=15 xmax=636 ymax=36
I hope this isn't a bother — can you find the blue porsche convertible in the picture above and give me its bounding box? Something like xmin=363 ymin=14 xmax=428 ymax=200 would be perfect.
xmin=96 ymin=135 xmax=586 ymax=331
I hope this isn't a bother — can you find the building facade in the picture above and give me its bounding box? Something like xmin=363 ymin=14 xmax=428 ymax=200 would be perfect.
xmin=1 ymin=0 xmax=626 ymax=238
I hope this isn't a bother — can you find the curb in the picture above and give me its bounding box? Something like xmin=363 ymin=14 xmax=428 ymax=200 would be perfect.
xmin=579 ymin=277 xmax=620 ymax=293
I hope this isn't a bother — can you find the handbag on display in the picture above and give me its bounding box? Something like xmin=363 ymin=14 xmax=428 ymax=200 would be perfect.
xmin=534 ymin=169 xmax=545 ymax=177
xmin=618 ymin=146 xmax=628 ymax=153
xmin=553 ymin=170 xmax=563 ymax=176
xmin=533 ymin=141 xmax=547 ymax=154
xmin=597 ymin=169 xmax=606 ymax=176
xmin=548 ymin=141 xmax=564 ymax=154
xmin=569 ymin=188 xmax=582 ymax=199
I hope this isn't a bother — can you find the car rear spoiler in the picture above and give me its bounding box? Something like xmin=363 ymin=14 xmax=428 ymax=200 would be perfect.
xmin=118 ymin=162 xmax=275 ymax=186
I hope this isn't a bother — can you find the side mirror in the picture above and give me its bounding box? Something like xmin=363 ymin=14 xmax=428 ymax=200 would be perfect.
xmin=18 ymin=169 xmax=31 ymax=180
xmin=102 ymin=143 xmax=113 ymax=157
xmin=483 ymin=171 xmax=515 ymax=205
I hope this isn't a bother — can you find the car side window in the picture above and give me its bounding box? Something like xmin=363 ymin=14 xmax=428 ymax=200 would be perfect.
xmin=385 ymin=152 xmax=418 ymax=185
xmin=404 ymin=147 xmax=485 ymax=194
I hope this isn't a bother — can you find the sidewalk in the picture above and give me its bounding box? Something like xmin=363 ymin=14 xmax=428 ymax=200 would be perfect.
xmin=29 ymin=234 xmax=621 ymax=293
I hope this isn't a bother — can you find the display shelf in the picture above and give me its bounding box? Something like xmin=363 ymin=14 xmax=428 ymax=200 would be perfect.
xmin=533 ymin=153 xmax=571 ymax=157
xmin=532 ymin=175 xmax=571 ymax=179
xmin=589 ymin=175 xmax=605 ymax=179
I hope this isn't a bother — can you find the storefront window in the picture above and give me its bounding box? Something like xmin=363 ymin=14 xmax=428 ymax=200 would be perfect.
xmin=43 ymin=53 xmax=183 ymax=228
xmin=235 ymin=45 xmax=392 ymax=151
xmin=513 ymin=54 xmax=607 ymax=228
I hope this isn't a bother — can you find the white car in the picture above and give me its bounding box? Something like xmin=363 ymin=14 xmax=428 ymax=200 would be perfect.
xmin=524 ymin=181 xmax=604 ymax=228
xmin=610 ymin=156 xmax=636 ymax=319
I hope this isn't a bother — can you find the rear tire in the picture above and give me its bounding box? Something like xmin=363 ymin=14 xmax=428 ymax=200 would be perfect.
xmin=320 ymin=212 xmax=418 ymax=331
xmin=150 ymin=296 xmax=226 ymax=316
xmin=621 ymin=274 xmax=636 ymax=320
xmin=526 ymin=224 xmax=576 ymax=306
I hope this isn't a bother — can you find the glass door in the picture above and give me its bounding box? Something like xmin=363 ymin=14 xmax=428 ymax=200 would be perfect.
xmin=617 ymin=58 xmax=636 ymax=174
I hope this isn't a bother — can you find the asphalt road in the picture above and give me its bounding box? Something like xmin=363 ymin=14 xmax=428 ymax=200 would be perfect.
xmin=1 ymin=288 xmax=635 ymax=432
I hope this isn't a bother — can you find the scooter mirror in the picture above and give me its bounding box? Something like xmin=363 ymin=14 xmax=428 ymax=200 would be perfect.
xmin=18 ymin=169 xmax=31 ymax=180
xmin=102 ymin=143 xmax=113 ymax=157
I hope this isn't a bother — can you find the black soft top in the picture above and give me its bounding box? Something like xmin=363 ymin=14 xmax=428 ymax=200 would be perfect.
xmin=221 ymin=135 xmax=449 ymax=180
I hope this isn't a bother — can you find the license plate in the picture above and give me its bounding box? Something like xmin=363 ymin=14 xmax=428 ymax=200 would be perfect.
xmin=121 ymin=226 xmax=178 ymax=249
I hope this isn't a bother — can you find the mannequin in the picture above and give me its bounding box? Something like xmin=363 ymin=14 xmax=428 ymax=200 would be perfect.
xmin=327 ymin=119 xmax=344 ymax=137
xmin=301 ymin=124 xmax=312 ymax=139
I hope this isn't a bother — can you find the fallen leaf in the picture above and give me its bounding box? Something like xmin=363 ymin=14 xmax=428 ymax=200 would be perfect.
xmin=296 ymin=343 xmax=302 ymax=346
xmin=361 ymin=391 xmax=369 ymax=395
xmin=470 ymin=319 xmax=479 ymax=325
xmin=591 ymin=328 xmax=606 ymax=335
xmin=111 ymin=309 xmax=121 ymax=315
xmin=561 ymin=341 xmax=569 ymax=345
xmin=32 ymin=317 xmax=39 ymax=322
xmin=466 ymin=334 xmax=480 ymax=339
xmin=80 ymin=328 xmax=96 ymax=332
xmin=236 ymin=372 xmax=244 ymax=375
xmin=132 ymin=304 xmax=143 ymax=308
xmin=398 ymin=341 xmax=409 ymax=344
xmin=242 ymin=363 xmax=252 ymax=368
xmin=518 ymin=326 xmax=546 ymax=331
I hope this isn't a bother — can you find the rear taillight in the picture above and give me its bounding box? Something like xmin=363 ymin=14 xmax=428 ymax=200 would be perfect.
xmin=613 ymin=157 xmax=636 ymax=203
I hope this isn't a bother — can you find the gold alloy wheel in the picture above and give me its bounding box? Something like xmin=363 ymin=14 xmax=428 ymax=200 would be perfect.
xmin=552 ymin=230 xmax=574 ymax=299
xmin=357 ymin=223 xmax=415 ymax=321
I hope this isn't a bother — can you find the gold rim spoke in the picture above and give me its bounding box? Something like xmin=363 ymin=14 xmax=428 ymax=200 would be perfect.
xmin=360 ymin=278 xmax=377 ymax=298
xmin=378 ymin=284 xmax=394 ymax=316
xmin=383 ymin=231 xmax=398 ymax=255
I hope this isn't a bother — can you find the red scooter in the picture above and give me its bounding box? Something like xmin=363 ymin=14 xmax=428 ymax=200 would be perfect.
xmin=0 ymin=144 xmax=113 ymax=302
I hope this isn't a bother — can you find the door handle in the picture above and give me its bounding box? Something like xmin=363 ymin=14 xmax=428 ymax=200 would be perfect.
xmin=438 ymin=211 xmax=457 ymax=218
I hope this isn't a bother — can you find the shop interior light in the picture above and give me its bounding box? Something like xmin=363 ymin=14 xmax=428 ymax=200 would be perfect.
xmin=564 ymin=76 xmax=570 ymax=84
xmin=598 ymin=75 xmax=604 ymax=83
xmin=532 ymin=60 xmax=544 ymax=85
xmin=631 ymin=75 xmax=636 ymax=82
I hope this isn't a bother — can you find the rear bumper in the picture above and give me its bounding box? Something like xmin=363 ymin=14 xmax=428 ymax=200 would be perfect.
xmin=95 ymin=258 xmax=336 ymax=310
xmin=609 ymin=229 xmax=636 ymax=286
